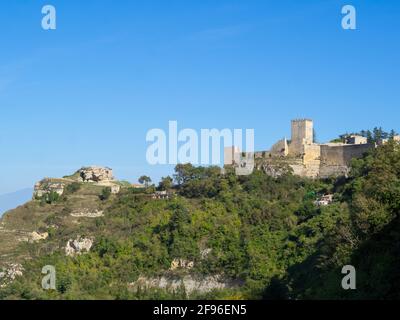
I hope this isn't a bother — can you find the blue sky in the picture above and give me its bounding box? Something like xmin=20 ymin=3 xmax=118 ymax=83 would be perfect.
xmin=0 ymin=0 xmax=399 ymax=194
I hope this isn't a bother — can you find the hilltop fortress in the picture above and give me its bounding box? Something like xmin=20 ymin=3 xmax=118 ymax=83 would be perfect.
xmin=225 ymin=119 xmax=382 ymax=178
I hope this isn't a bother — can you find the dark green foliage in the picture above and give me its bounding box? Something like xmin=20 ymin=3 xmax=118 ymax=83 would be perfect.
xmin=336 ymin=127 xmax=398 ymax=144
xmin=158 ymin=176 xmax=173 ymax=191
xmin=99 ymin=187 xmax=111 ymax=201
xmin=40 ymin=191 xmax=60 ymax=205
xmin=138 ymin=176 xmax=152 ymax=188
xmin=65 ymin=182 xmax=81 ymax=194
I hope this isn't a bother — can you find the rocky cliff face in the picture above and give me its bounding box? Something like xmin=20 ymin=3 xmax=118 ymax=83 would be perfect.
xmin=0 ymin=263 xmax=23 ymax=288
xmin=33 ymin=179 xmax=65 ymax=199
xmin=65 ymin=237 xmax=94 ymax=257
xmin=129 ymin=274 xmax=243 ymax=296
xmin=33 ymin=166 xmax=119 ymax=200
xmin=0 ymin=166 xmax=121 ymax=273
xmin=77 ymin=166 xmax=114 ymax=182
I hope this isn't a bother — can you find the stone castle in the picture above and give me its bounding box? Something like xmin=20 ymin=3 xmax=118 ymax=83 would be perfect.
xmin=224 ymin=119 xmax=380 ymax=178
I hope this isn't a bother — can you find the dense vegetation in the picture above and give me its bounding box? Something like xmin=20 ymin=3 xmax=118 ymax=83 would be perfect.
xmin=1 ymin=141 xmax=399 ymax=300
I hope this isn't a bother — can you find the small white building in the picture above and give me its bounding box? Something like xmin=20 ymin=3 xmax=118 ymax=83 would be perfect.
xmin=346 ymin=135 xmax=367 ymax=145
xmin=152 ymin=191 xmax=171 ymax=200
xmin=314 ymin=194 xmax=334 ymax=206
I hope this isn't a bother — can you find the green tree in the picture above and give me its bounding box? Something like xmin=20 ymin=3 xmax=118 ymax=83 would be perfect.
xmin=158 ymin=176 xmax=173 ymax=191
xmin=139 ymin=175 xmax=152 ymax=188
xmin=99 ymin=187 xmax=111 ymax=201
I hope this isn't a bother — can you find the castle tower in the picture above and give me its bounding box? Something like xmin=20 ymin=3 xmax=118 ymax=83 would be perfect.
xmin=224 ymin=146 xmax=241 ymax=166
xmin=289 ymin=119 xmax=313 ymax=156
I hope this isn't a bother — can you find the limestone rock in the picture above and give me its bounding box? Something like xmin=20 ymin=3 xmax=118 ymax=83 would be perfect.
xmin=110 ymin=184 xmax=120 ymax=194
xmin=0 ymin=263 xmax=24 ymax=287
xmin=78 ymin=166 xmax=114 ymax=182
xmin=129 ymin=274 xmax=242 ymax=296
xmin=30 ymin=231 xmax=49 ymax=242
xmin=200 ymin=248 xmax=212 ymax=260
xmin=33 ymin=179 xmax=65 ymax=199
xmin=170 ymin=259 xmax=194 ymax=271
xmin=70 ymin=209 xmax=104 ymax=218
xmin=65 ymin=237 xmax=93 ymax=257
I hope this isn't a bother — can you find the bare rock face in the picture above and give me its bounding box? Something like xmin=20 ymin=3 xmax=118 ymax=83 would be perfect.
xmin=33 ymin=179 xmax=65 ymax=199
xmin=110 ymin=184 xmax=120 ymax=194
xmin=30 ymin=231 xmax=49 ymax=242
xmin=78 ymin=166 xmax=114 ymax=182
xmin=65 ymin=237 xmax=93 ymax=257
xmin=0 ymin=263 xmax=23 ymax=287
xmin=70 ymin=209 xmax=104 ymax=218
xmin=200 ymin=248 xmax=212 ymax=260
xmin=170 ymin=259 xmax=194 ymax=271
xmin=130 ymin=274 xmax=242 ymax=296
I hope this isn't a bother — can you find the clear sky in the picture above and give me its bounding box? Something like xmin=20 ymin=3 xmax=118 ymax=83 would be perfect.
xmin=0 ymin=0 xmax=399 ymax=194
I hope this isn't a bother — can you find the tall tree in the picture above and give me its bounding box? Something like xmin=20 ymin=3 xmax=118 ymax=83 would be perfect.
xmin=138 ymin=175 xmax=152 ymax=188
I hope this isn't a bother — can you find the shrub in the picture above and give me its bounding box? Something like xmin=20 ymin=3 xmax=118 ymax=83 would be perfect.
xmin=40 ymin=191 xmax=60 ymax=204
xmin=99 ymin=187 xmax=112 ymax=201
xmin=65 ymin=182 xmax=81 ymax=194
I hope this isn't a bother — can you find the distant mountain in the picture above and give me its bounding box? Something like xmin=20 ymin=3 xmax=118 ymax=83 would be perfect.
xmin=0 ymin=188 xmax=33 ymax=217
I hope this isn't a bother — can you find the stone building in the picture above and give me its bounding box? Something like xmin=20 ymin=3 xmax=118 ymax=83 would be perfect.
xmin=346 ymin=135 xmax=368 ymax=145
xmin=225 ymin=119 xmax=376 ymax=178
xmin=288 ymin=119 xmax=314 ymax=157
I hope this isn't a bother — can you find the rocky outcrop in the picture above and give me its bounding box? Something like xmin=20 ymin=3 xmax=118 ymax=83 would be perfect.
xmin=200 ymin=248 xmax=212 ymax=260
xmin=129 ymin=274 xmax=242 ymax=296
xmin=96 ymin=181 xmax=121 ymax=194
xmin=30 ymin=231 xmax=49 ymax=242
xmin=0 ymin=263 xmax=23 ymax=287
xmin=169 ymin=259 xmax=194 ymax=271
xmin=65 ymin=237 xmax=93 ymax=257
xmin=70 ymin=210 xmax=104 ymax=218
xmin=78 ymin=167 xmax=114 ymax=182
xmin=110 ymin=184 xmax=120 ymax=194
xmin=33 ymin=179 xmax=65 ymax=199
xmin=32 ymin=166 xmax=120 ymax=200
xmin=256 ymin=160 xmax=293 ymax=178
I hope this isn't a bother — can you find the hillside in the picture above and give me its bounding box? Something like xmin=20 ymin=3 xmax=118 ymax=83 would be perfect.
xmin=0 ymin=188 xmax=33 ymax=218
xmin=0 ymin=142 xmax=400 ymax=300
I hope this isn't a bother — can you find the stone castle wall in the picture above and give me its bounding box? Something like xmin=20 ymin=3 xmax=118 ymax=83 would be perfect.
xmin=320 ymin=144 xmax=373 ymax=166
xmin=303 ymin=144 xmax=321 ymax=164
xmin=270 ymin=138 xmax=289 ymax=157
